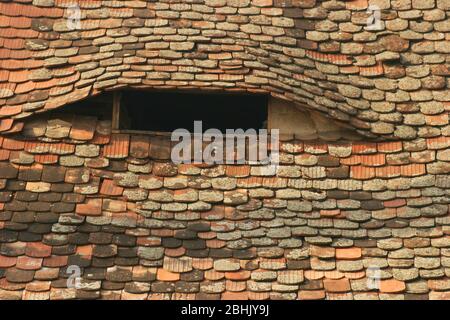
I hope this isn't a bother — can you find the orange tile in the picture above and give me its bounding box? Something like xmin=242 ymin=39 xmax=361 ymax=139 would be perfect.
xmin=192 ymin=258 xmax=213 ymax=270
xmin=379 ymin=279 xmax=405 ymax=293
xmin=324 ymin=278 xmax=350 ymax=293
xmin=16 ymin=256 xmax=42 ymax=270
xmin=103 ymin=134 xmax=130 ymax=159
xmin=375 ymin=165 xmax=401 ymax=178
xmin=0 ymin=255 xmax=16 ymax=268
xmin=2 ymin=138 xmax=25 ymax=150
xmin=320 ymin=209 xmax=340 ymax=217
xmin=35 ymin=154 xmax=58 ymax=164
xmin=222 ymin=291 xmax=248 ymax=300
xmin=336 ymin=248 xmax=362 ymax=260
xmin=425 ymin=114 xmax=448 ymax=126
xmin=75 ymin=198 xmax=102 ymax=216
xmin=225 ymin=270 xmax=251 ymax=281
xmin=43 ymin=255 xmax=68 ymax=268
xmin=156 ymin=269 xmax=180 ymax=281
xmin=400 ymin=164 xmax=425 ymax=177
xmin=352 ymin=142 xmax=377 ymax=154
xmin=384 ymin=199 xmax=406 ymax=208
xmin=427 ymin=136 xmax=449 ymax=150
xmin=226 ymin=165 xmax=250 ymax=177
xmin=100 ymin=179 xmax=123 ymax=196
xmin=340 ymin=155 xmax=361 ymax=165
xmin=350 ymin=166 xmax=375 ymax=179
xmin=25 ymin=242 xmax=51 ymax=258
xmin=248 ymin=292 xmax=270 ymax=300
xmin=298 ymin=290 xmax=326 ymax=300
xmin=360 ymin=154 xmax=385 ymax=167
xmin=76 ymin=245 xmax=93 ymax=257
xmin=164 ymin=247 xmax=186 ymax=258
xmin=377 ymin=142 xmax=403 ymax=153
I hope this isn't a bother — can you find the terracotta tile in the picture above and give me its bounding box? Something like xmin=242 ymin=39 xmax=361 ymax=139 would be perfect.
xmin=324 ymin=270 xmax=345 ymax=280
xmin=360 ymin=154 xmax=385 ymax=167
xmin=375 ymin=165 xmax=401 ymax=178
xmin=360 ymin=61 xmax=384 ymax=77
xmin=225 ymin=270 xmax=251 ymax=281
xmin=130 ymin=135 xmax=150 ymax=159
xmin=2 ymin=138 xmax=25 ymax=150
xmin=43 ymin=255 xmax=68 ymax=268
xmin=91 ymin=133 xmax=110 ymax=145
xmin=0 ymin=105 xmax=21 ymax=117
xmin=48 ymin=143 xmax=75 ymax=155
xmin=205 ymin=270 xmax=225 ymax=281
xmin=103 ymin=134 xmax=130 ymax=159
xmin=384 ymin=199 xmax=406 ymax=208
xmin=0 ymin=149 xmax=10 ymax=161
xmin=344 ymin=271 xmax=366 ymax=280
xmin=320 ymin=209 xmax=340 ymax=217
xmin=222 ymin=291 xmax=248 ymax=300
xmin=304 ymin=142 xmax=328 ymax=154
xmin=345 ymin=0 xmax=369 ymax=10
xmin=0 ymin=119 xmax=14 ymax=132
xmin=150 ymin=229 xmax=173 ymax=238
xmin=156 ymin=269 xmax=180 ymax=281
xmin=247 ymin=292 xmax=270 ymax=300
xmin=102 ymin=199 xmax=127 ymax=212
xmin=336 ymin=248 xmax=362 ymax=260
xmin=70 ymin=116 xmax=97 ymax=141
xmin=172 ymin=293 xmax=196 ymax=300
xmin=16 ymin=256 xmax=42 ymax=270
xmin=76 ymin=198 xmax=102 ymax=216
xmin=25 ymin=242 xmax=52 ymax=258
xmin=192 ymin=258 xmax=213 ymax=270
xmin=25 ymin=281 xmax=51 ymax=293
xmin=164 ymin=247 xmax=186 ymax=258
xmin=76 ymin=245 xmax=93 ymax=257
xmin=225 ymin=279 xmax=246 ymax=292
xmin=425 ymin=114 xmax=448 ymax=126
xmin=350 ymin=166 xmax=375 ymax=179
xmin=379 ymin=279 xmax=405 ymax=293
xmin=204 ymin=239 xmax=225 ymax=249
xmin=304 ymin=270 xmax=324 ymax=280
xmin=429 ymin=292 xmax=450 ymax=300
xmin=352 ymin=142 xmax=377 ymax=154
xmin=340 ymin=155 xmax=361 ymax=165
xmin=100 ymin=179 xmax=123 ymax=196
xmin=298 ymin=290 xmax=326 ymax=300
xmin=324 ymin=278 xmax=350 ymax=293
xmin=35 ymin=154 xmax=58 ymax=164
xmin=426 ymin=136 xmax=449 ymax=150
xmin=136 ymin=237 xmax=161 ymax=246
xmin=428 ymin=279 xmax=450 ymax=291
xmin=0 ymin=255 xmax=16 ymax=268
xmin=400 ymin=164 xmax=425 ymax=177
xmin=226 ymin=165 xmax=250 ymax=177
xmin=377 ymin=142 xmax=403 ymax=153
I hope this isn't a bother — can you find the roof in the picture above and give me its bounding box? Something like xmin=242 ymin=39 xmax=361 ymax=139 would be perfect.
xmin=0 ymin=0 xmax=448 ymax=139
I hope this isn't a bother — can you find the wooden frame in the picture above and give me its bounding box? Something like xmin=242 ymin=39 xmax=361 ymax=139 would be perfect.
xmin=111 ymin=91 xmax=121 ymax=131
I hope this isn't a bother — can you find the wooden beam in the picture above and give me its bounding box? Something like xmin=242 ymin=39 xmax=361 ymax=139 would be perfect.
xmin=112 ymin=91 xmax=121 ymax=130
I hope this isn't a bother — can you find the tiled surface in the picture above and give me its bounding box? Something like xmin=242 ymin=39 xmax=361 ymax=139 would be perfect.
xmin=0 ymin=0 xmax=448 ymax=140
xmin=0 ymin=0 xmax=449 ymax=301
xmin=0 ymin=114 xmax=448 ymax=300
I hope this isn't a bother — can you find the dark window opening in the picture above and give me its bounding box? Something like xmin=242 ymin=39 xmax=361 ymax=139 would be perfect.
xmin=46 ymin=93 xmax=113 ymax=121
xmin=119 ymin=90 xmax=268 ymax=132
